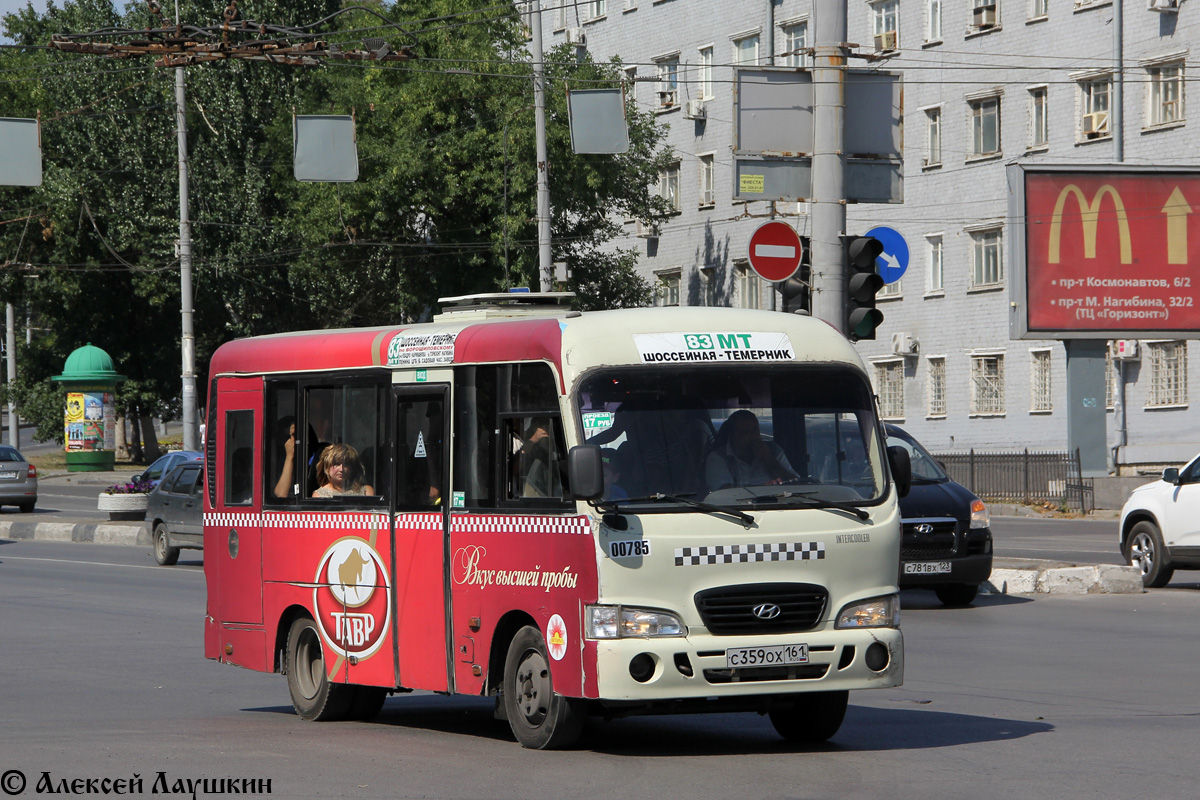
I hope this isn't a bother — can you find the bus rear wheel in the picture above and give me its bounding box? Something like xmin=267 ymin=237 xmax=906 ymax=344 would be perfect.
xmin=502 ymin=626 xmax=584 ymax=749
xmin=768 ymin=690 xmax=849 ymax=743
xmin=285 ymin=616 xmax=353 ymax=721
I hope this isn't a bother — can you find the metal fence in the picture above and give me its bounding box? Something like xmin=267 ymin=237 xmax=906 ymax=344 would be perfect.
xmin=930 ymin=448 xmax=1094 ymax=514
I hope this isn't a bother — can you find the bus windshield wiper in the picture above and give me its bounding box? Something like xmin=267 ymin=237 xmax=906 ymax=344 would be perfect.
xmin=750 ymin=490 xmax=871 ymax=521
xmin=594 ymin=493 xmax=756 ymax=529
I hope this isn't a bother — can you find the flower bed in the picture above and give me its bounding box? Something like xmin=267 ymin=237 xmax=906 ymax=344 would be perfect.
xmin=98 ymin=476 xmax=152 ymax=521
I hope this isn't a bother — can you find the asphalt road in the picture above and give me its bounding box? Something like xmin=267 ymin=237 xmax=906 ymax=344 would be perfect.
xmin=1 ymin=537 xmax=1198 ymax=800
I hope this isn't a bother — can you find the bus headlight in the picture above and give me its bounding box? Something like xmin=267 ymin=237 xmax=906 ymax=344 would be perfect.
xmin=970 ymin=498 xmax=991 ymax=529
xmin=835 ymin=595 xmax=900 ymax=629
xmin=585 ymin=605 xmax=687 ymax=639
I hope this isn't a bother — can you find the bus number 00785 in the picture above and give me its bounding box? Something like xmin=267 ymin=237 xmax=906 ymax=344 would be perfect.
xmin=608 ymin=540 xmax=651 ymax=559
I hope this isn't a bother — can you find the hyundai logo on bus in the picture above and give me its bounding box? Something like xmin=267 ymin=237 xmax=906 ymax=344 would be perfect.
xmin=752 ymin=603 xmax=782 ymax=620
xmin=915 ymin=523 xmax=934 ymax=534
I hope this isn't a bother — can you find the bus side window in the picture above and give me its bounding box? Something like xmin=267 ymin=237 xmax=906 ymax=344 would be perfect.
xmin=298 ymin=382 xmax=389 ymax=503
xmin=224 ymin=409 xmax=255 ymax=506
xmin=265 ymin=382 xmax=298 ymax=503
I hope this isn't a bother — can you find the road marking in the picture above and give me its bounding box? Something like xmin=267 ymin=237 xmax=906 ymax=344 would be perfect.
xmin=0 ymin=554 xmax=203 ymax=573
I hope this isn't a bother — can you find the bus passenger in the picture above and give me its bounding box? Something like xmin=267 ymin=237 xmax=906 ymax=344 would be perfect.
xmin=313 ymin=443 xmax=375 ymax=497
xmin=273 ymin=421 xmax=298 ymax=499
xmin=704 ymin=410 xmax=797 ymax=490
xmin=601 ymin=448 xmax=628 ymax=500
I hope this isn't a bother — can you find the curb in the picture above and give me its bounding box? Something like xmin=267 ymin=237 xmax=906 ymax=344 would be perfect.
xmin=0 ymin=519 xmax=149 ymax=546
xmin=982 ymin=558 xmax=1143 ymax=595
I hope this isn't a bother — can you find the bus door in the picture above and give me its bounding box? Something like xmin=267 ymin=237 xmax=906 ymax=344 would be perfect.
xmin=391 ymin=383 xmax=451 ymax=692
xmin=212 ymin=377 xmax=264 ymax=626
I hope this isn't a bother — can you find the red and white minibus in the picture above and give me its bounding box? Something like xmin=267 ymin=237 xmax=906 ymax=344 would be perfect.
xmin=203 ymin=294 xmax=907 ymax=749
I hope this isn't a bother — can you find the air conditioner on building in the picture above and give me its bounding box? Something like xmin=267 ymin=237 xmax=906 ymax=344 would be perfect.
xmin=1083 ymin=111 xmax=1110 ymax=136
xmin=873 ymin=31 xmax=897 ymax=51
xmin=1111 ymin=339 xmax=1140 ymax=359
xmin=891 ymin=332 xmax=919 ymax=356
xmin=566 ymin=27 xmax=586 ymax=45
xmin=973 ymin=4 xmax=997 ymax=28
xmin=1148 ymin=0 xmax=1180 ymax=12
xmin=634 ymin=220 xmax=660 ymax=239
xmin=683 ymin=98 xmax=707 ymax=120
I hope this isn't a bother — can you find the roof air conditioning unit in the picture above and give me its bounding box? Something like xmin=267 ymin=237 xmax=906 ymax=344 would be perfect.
xmin=1111 ymin=339 xmax=1140 ymax=359
xmin=873 ymin=31 xmax=898 ymax=51
xmin=566 ymin=27 xmax=586 ymax=45
xmin=1148 ymin=0 xmax=1180 ymax=11
xmin=1083 ymin=111 xmax=1109 ymax=136
xmin=683 ymin=98 xmax=707 ymax=119
xmin=891 ymin=332 xmax=919 ymax=356
xmin=973 ymin=4 xmax=997 ymax=28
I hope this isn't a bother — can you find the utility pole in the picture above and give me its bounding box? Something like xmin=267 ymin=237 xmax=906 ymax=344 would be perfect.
xmin=810 ymin=2 xmax=848 ymax=333
xmin=6 ymin=303 xmax=17 ymax=448
xmin=175 ymin=59 xmax=198 ymax=453
xmin=530 ymin=0 xmax=553 ymax=292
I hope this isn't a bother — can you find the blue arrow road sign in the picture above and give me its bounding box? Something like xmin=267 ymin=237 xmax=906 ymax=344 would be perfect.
xmin=866 ymin=226 xmax=910 ymax=285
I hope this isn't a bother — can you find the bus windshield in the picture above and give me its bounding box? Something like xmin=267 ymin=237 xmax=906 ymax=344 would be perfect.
xmin=576 ymin=365 xmax=886 ymax=509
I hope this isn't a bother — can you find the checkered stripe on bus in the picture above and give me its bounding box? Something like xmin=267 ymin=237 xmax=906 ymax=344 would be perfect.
xmin=396 ymin=513 xmax=443 ymax=530
xmin=450 ymin=514 xmax=591 ymax=536
xmin=674 ymin=541 xmax=826 ymax=566
xmin=205 ymin=512 xmax=386 ymax=530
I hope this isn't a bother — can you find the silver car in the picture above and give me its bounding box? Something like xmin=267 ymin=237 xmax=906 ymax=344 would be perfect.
xmin=146 ymin=462 xmax=204 ymax=566
xmin=0 ymin=445 xmax=38 ymax=513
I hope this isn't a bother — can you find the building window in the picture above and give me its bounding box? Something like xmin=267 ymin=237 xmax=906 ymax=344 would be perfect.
xmin=1029 ymin=86 xmax=1048 ymax=148
xmin=970 ymin=354 xmax=1005 ymax=416
xmin=659 ymin=161 xmax=681 ymax=211
xmin=970 ymin=227 xmax=1003 ymax=287
xmin=970 ymin=0 xmax=998 ymax=32
xmin=1030 ymin=0 xmax=1048 ymax=17
xmin=701 ymin=266 xmax=719 ymax=307
xmin=1147 ymin=341 xmax=1188 ymax=407
xmin=783 ymin=22 xmax=808 ymax=67
xmin=587 ymin=0 xmax=606 ymax=19
xmin=928 ymin=357 xmax=947 ymax=417
xmin=552 ymin=2 xmax=568 ymax=30
xmin=926 ymin=0 xmax=942 ymax=41
xmin=698 ymin=46 xmax=713 ymax=99
xmin=1148 ymin=63 xmax=1183 ymax=126
xmin=737 ymin=264 xmax=761 ymax=309
xmin=733 ymin=33 xmax=760 ymax=66
xmin=880 ymin=277 xmax=901 ymax=297
xmin=925 ymin=107 xmax=942 ymax=166
xmin=624 ymin=0 xmax=636 ymax=11
xmin=1079 ymin=76 xmax=1111 ymax=139
xmin=969 ymin=96 xmax=1001 ymax=157
xmin=623 ymin=65 xmax=638 ymax=105
xmin=927 ymin=234 xmax=943 ymax=292
xmin=1031 ymin=349 xmax=1052 ymax=412
xmin=876 ymin=360 xmax=905 ymax=420
xmin=655 ymin=55 xmax=679 ymax=109
xmin=698 ymin=154 xmax=715 ymax=206
xmin=872 ymin=0 xmax=899 ymax=51
xmin=656 ymin=270 xmax=681 ymax=307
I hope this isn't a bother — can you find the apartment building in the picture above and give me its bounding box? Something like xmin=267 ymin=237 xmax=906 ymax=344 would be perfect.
xmin=538 ymin=0 xmax=1200 ymax=470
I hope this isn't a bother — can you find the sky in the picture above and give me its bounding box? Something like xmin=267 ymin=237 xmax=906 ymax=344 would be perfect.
xmin=0 ymin=1 xmax=50 ymax=42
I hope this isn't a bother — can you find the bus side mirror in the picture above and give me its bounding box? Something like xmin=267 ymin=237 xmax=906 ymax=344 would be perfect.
xmin=568 ymin=444 xmax=604 ymax=501
xmin=888 ymin=445 xmax=912 ymax=499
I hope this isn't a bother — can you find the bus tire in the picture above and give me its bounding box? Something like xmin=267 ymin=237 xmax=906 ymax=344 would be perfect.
xmin=502 ymin=626 xmax=584 ymax=749
xmin=768 ymin=691 xmax=849 ymax=743
xmin=347 ymin=686 xmax=388 ymax=721
xmin=285 ymin=616 xmax=353 ymax=721
xmin=153 ymin=523 xmax=179 ymax=566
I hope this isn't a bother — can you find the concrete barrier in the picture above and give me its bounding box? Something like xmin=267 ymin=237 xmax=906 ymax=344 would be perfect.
xmin=984 ymin=558 xmax=1143 ymax=595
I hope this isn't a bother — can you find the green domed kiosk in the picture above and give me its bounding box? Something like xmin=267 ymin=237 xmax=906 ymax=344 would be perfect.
xmin=51 ymin=343 xmax=126 ymax=472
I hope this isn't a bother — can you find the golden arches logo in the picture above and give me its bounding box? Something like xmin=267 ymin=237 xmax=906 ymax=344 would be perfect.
xmin=1048 ymin=184 xmax=1133 ymax=265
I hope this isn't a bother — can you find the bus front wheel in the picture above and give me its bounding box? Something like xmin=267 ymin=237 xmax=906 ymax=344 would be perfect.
xmin=285 ymin=616 xmax=353 ymax=721
xmin=502 ymin=626 xmax=585 ymax=749
xmin=768 ymin=690 xmax=849 ymax=743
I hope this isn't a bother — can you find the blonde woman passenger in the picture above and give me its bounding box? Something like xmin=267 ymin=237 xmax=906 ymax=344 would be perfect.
xmin=312 ymin=443 xmax=375 ymax=497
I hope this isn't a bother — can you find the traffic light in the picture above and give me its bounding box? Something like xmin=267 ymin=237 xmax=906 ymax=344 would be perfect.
xmin=776 ymin=236 xmax=811 ymax=314
xmin=843 ymin=235 xmax=885 ymax=340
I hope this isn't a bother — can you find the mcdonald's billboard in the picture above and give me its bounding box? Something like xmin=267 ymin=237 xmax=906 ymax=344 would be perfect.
xmin=1010 ymin=165 xmax=1200 ymax=339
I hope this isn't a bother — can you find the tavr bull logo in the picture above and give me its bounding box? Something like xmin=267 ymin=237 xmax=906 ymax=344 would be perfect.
xmin=313 ymin=538 xmax=391 ymax=659
xmin=1048 ymin=184 xmax=1133 ymax=265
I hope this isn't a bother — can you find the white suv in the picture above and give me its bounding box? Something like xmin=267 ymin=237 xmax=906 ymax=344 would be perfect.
xmin=1119 ymin=454 xmax=1200 ymax=588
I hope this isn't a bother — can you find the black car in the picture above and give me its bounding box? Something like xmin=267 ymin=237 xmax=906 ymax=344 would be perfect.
xmin=887 ymin=424 xmax=993 ymax=606
xmin=146 ymin=462 xmax=204 ymax=566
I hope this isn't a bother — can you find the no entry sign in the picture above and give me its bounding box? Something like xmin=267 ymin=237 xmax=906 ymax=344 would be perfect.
xmin=747 ymin=221 xmax=803 ymax=282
